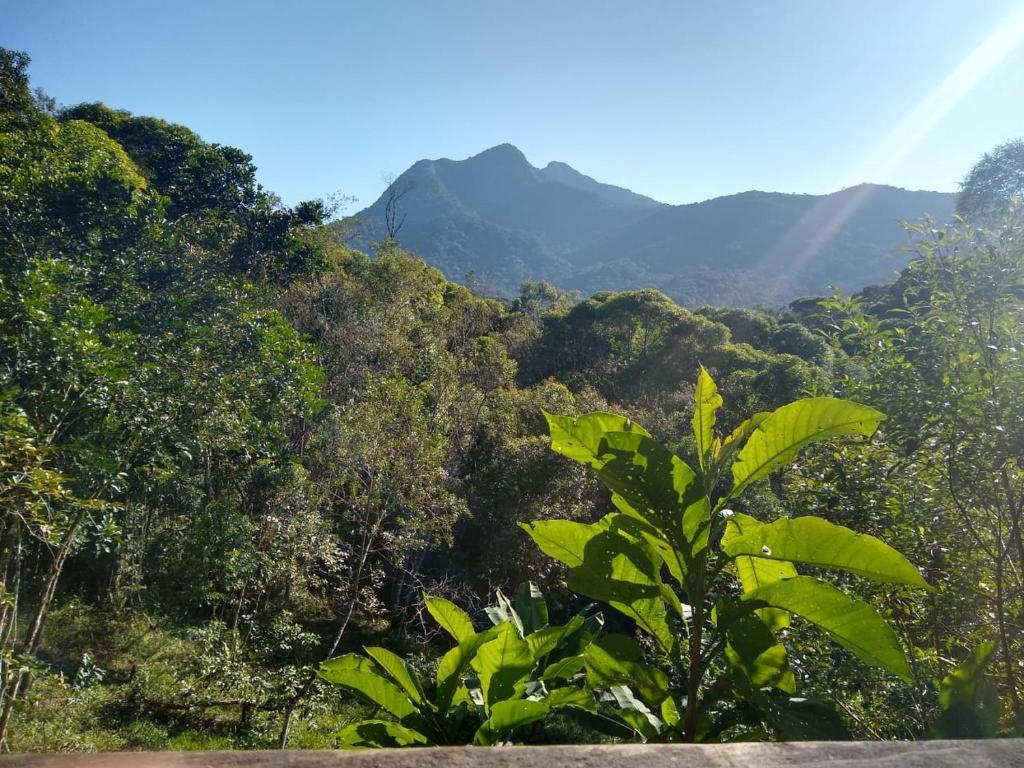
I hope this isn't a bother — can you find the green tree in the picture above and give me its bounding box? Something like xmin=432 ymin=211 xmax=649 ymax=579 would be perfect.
xmin=817 ymin=214 xmax=1024 ymax=731
xmin=957 ymin=139 xmax=1024 ymax=220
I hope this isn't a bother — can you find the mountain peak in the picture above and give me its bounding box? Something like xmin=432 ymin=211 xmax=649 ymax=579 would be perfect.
xmin=540 ymin=160 xmax=583 ymax=181
xmin=469 ymin=143 xmax=531 ymax=165
xmin=540 ymin=159 xmax=662 ymax=209
xmin=354 ymin=144 xmax=955 ymax=307
xmin=542 ymin=159 xmax=573 ymax=171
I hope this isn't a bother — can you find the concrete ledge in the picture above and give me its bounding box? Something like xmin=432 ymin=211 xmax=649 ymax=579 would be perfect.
xmin=1 ymin=741 xmax=1022 ymax=768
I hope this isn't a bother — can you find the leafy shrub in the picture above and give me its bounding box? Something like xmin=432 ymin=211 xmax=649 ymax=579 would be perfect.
xmin=520 ymin=368 xmax=930 ymax=741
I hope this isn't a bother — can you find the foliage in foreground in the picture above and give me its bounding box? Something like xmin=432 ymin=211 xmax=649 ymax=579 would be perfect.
xmin=319 ymin=585 xmax=604 ymax=746
xmin=324 ymin=373 xmax=932 ymax=744
xmin=522 ymin=371 xmax=930 ymax=741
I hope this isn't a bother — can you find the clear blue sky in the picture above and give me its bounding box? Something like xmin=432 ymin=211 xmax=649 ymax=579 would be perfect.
xmin=5 ymin=0 xmax=1024 ymax=209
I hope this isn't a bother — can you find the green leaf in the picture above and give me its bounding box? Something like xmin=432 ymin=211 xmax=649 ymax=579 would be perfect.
xmin=318 ymin=654 xmax=418 ymax=721
xmin=525 ymin=615 xmax=583 ymax=661
xmin=722 ymin=512 xmax=795 ymax=630
xmin=693 ymin=365 xmax=723 ymax=473
xmin=583 ymin=634 xmax=668 ymax=705
xmin=937 ymin=641 xmax=997 ymax=710
xmin=434 ymin=631 xmax=493 ymax=712
xmin=607 ymin=509 xmax=686 ymax=587
xmin=335 ymin=719 xmax=431 ymax=748
xmin=742 ymin=576 xmax=911 ymax=681
xmin=543 ymin=685 xmax=595 ymax=711
xmin=473 ymin=699 xmax=549 ymax=745
xmin=722 ymin=612 xmax=796 ymax=693
xmin=724 ymin=515 xmax=930 ymax=588
xmin=518 ymin=519 xmax=602 ymax=569
xmin=542 ymin=653 xmax=585 ymax=681
xmin=931 ymin=641 xmax=1000 ymax=739
xmin=520 ymin=520 xmax=674 ymax=653
xmin=558 ymin=611 xmax=605 ymax=658
xmin=544 ymin=411 xmax=651 ymax=468
xmin=608 ymin=685 xmax=663 ymax=741
xmin=592 ymin=432 xmax=709 ymax=556
xmin=515 ymin=581 xmax=549 ymax=635
xmin=564 ymin=530 xmax=677 ymax=656
xmin=559 ymin=707 xmax=638 ymax=740
xmin=363 ymin=646 xmax=428 ymax=709
xmin=660 ymin=696 xmax=681 ymax=729
xmin=543 ymin=413 xmax=707 ymax=559
xmin=471 ymin=622 xmax=535 ymax=709
xmin=424 ymin=594 xmax=476 ymax=644
xmin=730 ymin=398 xmax=884 ymax=497
xmin=713 ymin=412 xmax=769 ymax=471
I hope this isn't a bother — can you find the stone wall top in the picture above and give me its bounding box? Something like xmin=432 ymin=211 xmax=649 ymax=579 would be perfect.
xmin=2 ymin=740 xmax=1023 ymax=768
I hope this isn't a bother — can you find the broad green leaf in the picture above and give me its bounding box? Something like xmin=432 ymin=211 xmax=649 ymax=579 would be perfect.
xmin=565 ymin=531 xmax=677 ymax=655
xmin=473 ymin=699 xmax=549 ymax=745
xmin=518 ymin=519 xmax=603 ymax=569
xmin=608 ymin=508 xmax=686 ymax=586
xmin=471 ymin=622 xmax=535 ymax=709
xmin=743 ymin=576 xmax=911 ymax=681
xmin=335 ymin=719 xmax=431 ymax=748
xmin=723 ymin=513 xmax=799 ymax=589
xmin=556 ymin=611 xmax=605 ymax=659
xmin=559 ymin=707 xmax=638 ymax=740
xmin=590 ymin=432 xmax=709 ymax=555
xmin=515 ymin=581 xmax=548 ymax=634
xmin=542 ymin=654 xmax=585 ymax=681
xmin=722 ymin=613 xmax=796 ymax=693
xmin=544 ymin=411 xmax=651 ymax=468
xmin=937 ymin=641 xmax=997 ymax=710
xmin=543 ymin=412 xmax=707 ymax=559
xmin=724 ymin=515 xmax=930 ymax=588
xmin=525 ymin=615 xmax=583 ymax=661
xmin=660 ymin=696 xmax=681 ymax=729
xmin=931 ymin=641 xmax=1000 ymax=739
xmin=608 ymin=685 xmax=662 ymax=740
xmin=730 ymin=398 xmax=884 ymax=497
xmin=714 ymin=412 xmax=769 ymax=466
xmin=693 ymin=365 xmax=723 ymax=473
xmin=424 ymin=594 xmax=475 ymax=644
xmin=318 ymin=654 xmax=418 ymax=720
xmin=583 ymin=634 xmax=668 ymax=705
xmin=363 ymin=646 xmax=428 ymax=709
xmin=722 ymin=512 xmax=795 ymax=630
xmin=435 ymin=631 xmax=493 ymax=712
xmin=543 ymin=685 xmax=595 ymax=711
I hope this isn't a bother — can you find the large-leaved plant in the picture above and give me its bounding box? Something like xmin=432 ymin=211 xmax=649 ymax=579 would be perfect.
xmin=521 ymin=367 xmax=931 ymax=741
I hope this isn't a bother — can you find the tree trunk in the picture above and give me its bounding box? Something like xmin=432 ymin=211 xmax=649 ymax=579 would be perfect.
xmin=0 ymin=509 xmax=85 ymax=747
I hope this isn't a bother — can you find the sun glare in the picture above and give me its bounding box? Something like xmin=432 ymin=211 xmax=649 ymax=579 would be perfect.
xmin=763 ymin=2 xmax=1024 ymax=290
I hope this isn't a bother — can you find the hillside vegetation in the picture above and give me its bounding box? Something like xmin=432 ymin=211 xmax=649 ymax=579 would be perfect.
xmin=354 ymin=144 xmax=954 ymax=305
xmin=0 ymin=50 xmax=1021 ymax=750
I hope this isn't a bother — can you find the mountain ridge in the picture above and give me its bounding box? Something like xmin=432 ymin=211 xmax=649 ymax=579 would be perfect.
xmin=353 ymin=144 xmax=956 ymax=306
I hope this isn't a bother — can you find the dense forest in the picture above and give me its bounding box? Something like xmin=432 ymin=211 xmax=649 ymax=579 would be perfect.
xmin=1 ymin=48 xmax=1022 ymax=750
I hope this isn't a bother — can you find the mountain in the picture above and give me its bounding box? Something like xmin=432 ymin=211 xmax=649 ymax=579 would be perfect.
xmin=353 ymin=145 xmax=956 ymax=306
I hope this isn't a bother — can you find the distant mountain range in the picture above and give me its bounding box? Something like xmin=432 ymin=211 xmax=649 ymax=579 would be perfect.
xmin=353 ymin=144 xmax=956 ymax=306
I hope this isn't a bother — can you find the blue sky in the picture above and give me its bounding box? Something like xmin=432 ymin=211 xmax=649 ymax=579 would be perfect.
xmin=5 ymin=0 xmax=1024 ymax=209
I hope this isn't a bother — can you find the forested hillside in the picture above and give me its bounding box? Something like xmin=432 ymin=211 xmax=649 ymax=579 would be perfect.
xmin=1 ymin=49 xmax=1022 ymax=750
xmin=354 ymin=144 xmax=954 ymax=305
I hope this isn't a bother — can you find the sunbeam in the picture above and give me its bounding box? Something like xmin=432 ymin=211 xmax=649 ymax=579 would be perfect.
xmin=758 ymin=2 xmax=1024 ymax=298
